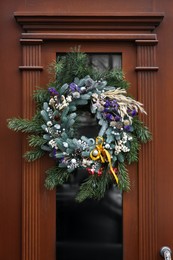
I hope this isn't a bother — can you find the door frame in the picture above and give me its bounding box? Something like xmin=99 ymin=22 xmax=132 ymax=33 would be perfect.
xmin=14 ymin=12 xmax=164 ymax=260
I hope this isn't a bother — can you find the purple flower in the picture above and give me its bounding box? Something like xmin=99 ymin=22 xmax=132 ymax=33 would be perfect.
xmin=131 ymin=109 xmax=137 ymax=117
xmin=115 ymin=115 xmax=121 ymax=121
xmin=111 ymin=100 xmax=118 ymax=106
xmin=59 ymin=157 xmax=65 ymax=163
xmin=128 ymin=108 xmax=137 ymax=117
xmin=69 ymin=83 xmax=81 ymax=92
xmin=104 ymin=100 xmax=111 ymax=108
xmin=124 ymin=125 xmax=131 ymax=132
xmin=52 ymin=148 xmax=57 ymax=158
xmin=48 ymin=87 xmax=59 ymax=95
xmin=105 ymin=113 xmax=114 ymax=121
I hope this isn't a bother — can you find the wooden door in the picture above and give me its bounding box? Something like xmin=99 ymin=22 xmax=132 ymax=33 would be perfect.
xmin=43 ymin=41 xmax=138 ymax=260
xmin=14 ymin=13 xmax=164 ymax=260
xmin=3 ymin=11 xmax=167 ymax=260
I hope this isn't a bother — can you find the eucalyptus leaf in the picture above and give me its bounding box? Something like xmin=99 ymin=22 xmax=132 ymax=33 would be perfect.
xmin=41 ymin=110 xmax=50 ymax=122
xmin=60 ymin=83 xmax=68 ymax=94
xmin=81 ymin=94 xmax=91 ymax=100
xmin=55 ymin=152 xmax=65 ymax=158
xmin=118 ymin=153 xmax=125 ymax=162
xmin=41 ymin=145 xmax=52 ymax=152
xmin=106 ymin=134 xmax=115 ymax=143
xmin=43 ymin=134 xmax=51 ymax=140
xmin=74 ymin=99 xmax=88 ymax=105
xmin=43 ymin=102 xmax=49 ymax=111
xmin=82 ymin=151 xmax=90 ymax=157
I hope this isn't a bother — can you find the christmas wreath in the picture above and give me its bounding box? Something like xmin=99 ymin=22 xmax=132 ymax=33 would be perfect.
xmin=8 ymin=51 xmax=151 ymax=202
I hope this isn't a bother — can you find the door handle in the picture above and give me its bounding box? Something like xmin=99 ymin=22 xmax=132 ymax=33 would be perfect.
xmin=160 ymin=246 xmax=172 ymax=260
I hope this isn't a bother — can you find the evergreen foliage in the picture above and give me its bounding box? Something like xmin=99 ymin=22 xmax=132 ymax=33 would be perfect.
xmin=23 ymin=149 xmax=45 ymax=162
xmin=8 ymin=49 xmax=151 ymax=202
xmin=76 ymin=169 xmax=112 ymax=202
xmin=45 ymin=167 xmax=69 ymax=189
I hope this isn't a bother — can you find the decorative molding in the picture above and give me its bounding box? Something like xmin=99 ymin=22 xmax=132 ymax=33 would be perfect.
xmin=19 ymin=66 xmax=43 ymax=70
xmin=14 ymin=12 xmax=164 ymax=41
xmin=135 ymin=66 xmax=159 ymax=71
xmin=20 ymin=39 xmax=43 ymax=45
xmin=14 ymin=12 xmax=164 ymax=32
xmin=136 ymin=40 xmax=158 ymax=260
xmin=21 ymin=40 xmax=43 ymax=260
xmin=20 ymin=32 xmax=158 ymax=41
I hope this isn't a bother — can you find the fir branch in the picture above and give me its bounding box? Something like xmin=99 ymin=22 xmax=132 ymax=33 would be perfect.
xmin=118 ymin=162 xmax=130 ymax=191
xmin=7 ymin=117 xmax=42 ymax=133
xmin=76 ymin=171 xmax=111 ymax=202
xmin=103 ymin=70 xmax=129 ymax=89
xmin=126 ymin=136 xmax=140 ymax=164
xmin=55 ymin=49 xmax=92 ymax=86
xmin=45 ymin=166 xmax=69 ymax=190
xmin=28 ymin=135 xmax=47 ymax=148
xmin=133 ymin=117 xmax=152 ymax=143
xmin=33 ymin=88 xmax=50 ymax=105
xmin=23 ymin=149 xmax=45 ymax=162
xmin=7 ymin=111 xmax=44 ymax=134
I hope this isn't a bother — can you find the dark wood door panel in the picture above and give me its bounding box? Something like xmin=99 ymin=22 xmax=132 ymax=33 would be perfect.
xmin=41 ymin=41 xmax=138 ymax=260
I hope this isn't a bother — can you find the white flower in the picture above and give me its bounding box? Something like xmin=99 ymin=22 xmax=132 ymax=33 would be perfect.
xmin=80 ymin=87 xmax=86 ymax=92
xmin=49 ymin=98 xmax=55 ymax=106
xmin=105 ymin=143 xmax=110 ymax=149
xmin=110 ymin=121 xmax=117 ymax=127
xmin=54 ymin=124 xmax=60 ymax=129
xmin=72 ymin=92 xmax=80 ymax=99
xmin=122 ymin=145 xmax=130 ymax=153
xmin=47 ymin=121 xmax=53 ymax=127
xmin=66 ymin=96 xmax=72 ymax=102
xmin=48 ymin=139 xmax=57 ymax=149
xmin=63 ymin=142 xmax=68 ymax=148
xmin=128 ymin=136 xmax=133 ymax=141
xmin=114 ymin=145 xmax=121 ymax=155
xmin=124 ymin=119 xmax=130 ymax=126
xmin=71 ymin=158 xmax=77 ymax=164
xmin=92 ymin=93 xmax=98 ymax=101
xmin=82 ymin=159 xmax=92 ymax=167
xmin=97 ymin=105 xmax=104 ymax=111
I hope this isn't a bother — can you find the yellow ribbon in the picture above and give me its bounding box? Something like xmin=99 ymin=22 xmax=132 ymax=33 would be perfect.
xmin=90 ymin=136 xmax=118 ymax=184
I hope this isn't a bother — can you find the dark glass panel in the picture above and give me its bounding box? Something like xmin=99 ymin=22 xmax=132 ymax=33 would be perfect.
xmin=56 ymin=53 xmax=123 ymax=260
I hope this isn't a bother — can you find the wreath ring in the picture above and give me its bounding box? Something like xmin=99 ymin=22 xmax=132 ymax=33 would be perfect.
xmin=8 ymin=51 xmax=151 ymax=202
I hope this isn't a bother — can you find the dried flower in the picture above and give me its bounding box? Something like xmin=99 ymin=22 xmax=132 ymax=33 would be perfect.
xmin=48 ymin=87 xmax=59 ymax=95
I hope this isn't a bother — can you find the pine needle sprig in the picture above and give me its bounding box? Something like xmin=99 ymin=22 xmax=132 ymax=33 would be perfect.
xmin=103 ymin=70 xmax=130 ymax=89
xmin=126 ymin=135 xmax=140 ymax=164
xmin=33 ymin=88 xmax=50 ymax=106
xmin=7 ymin=110 xmax=44 ymax=134
xmin=45 ymin=166 xmax=69 ymax=190
xmin=118 ymin=162 xmax=130 ymax=191
xmin=55 ymin=50 xmax=92 ymax=86
xmin=76 ymin=171 xmax=111 ymax=202
xmin=133 ymin=117 xmax=152 ymax=143
xmin=7 ymin=117 xmax=43 ymax=133
xmin=23 ymin=148 xmax=45 ymax=162
xmin=28 ymin=135 xmax=47 ymax=148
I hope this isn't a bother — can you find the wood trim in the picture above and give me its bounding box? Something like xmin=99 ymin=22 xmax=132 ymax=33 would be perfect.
xmin=20 ymin=32 xmax=158 ymax=41
xmin=14 ymin=12 xmax=164 ymax=41
xmin=19 ymin=66 xmax=43 ymax=70
xmin=136 ymin=40 xmax=158 ymax=260
xmin=20 ymin=39 xmax=43 ymax=45
xmin=21 ymin=41 xmax=42 ymax=260
xmin=135 ymin=66 xmax=159 ymax=71
xmin=14 ymin=12 xmax=164 ymax=32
